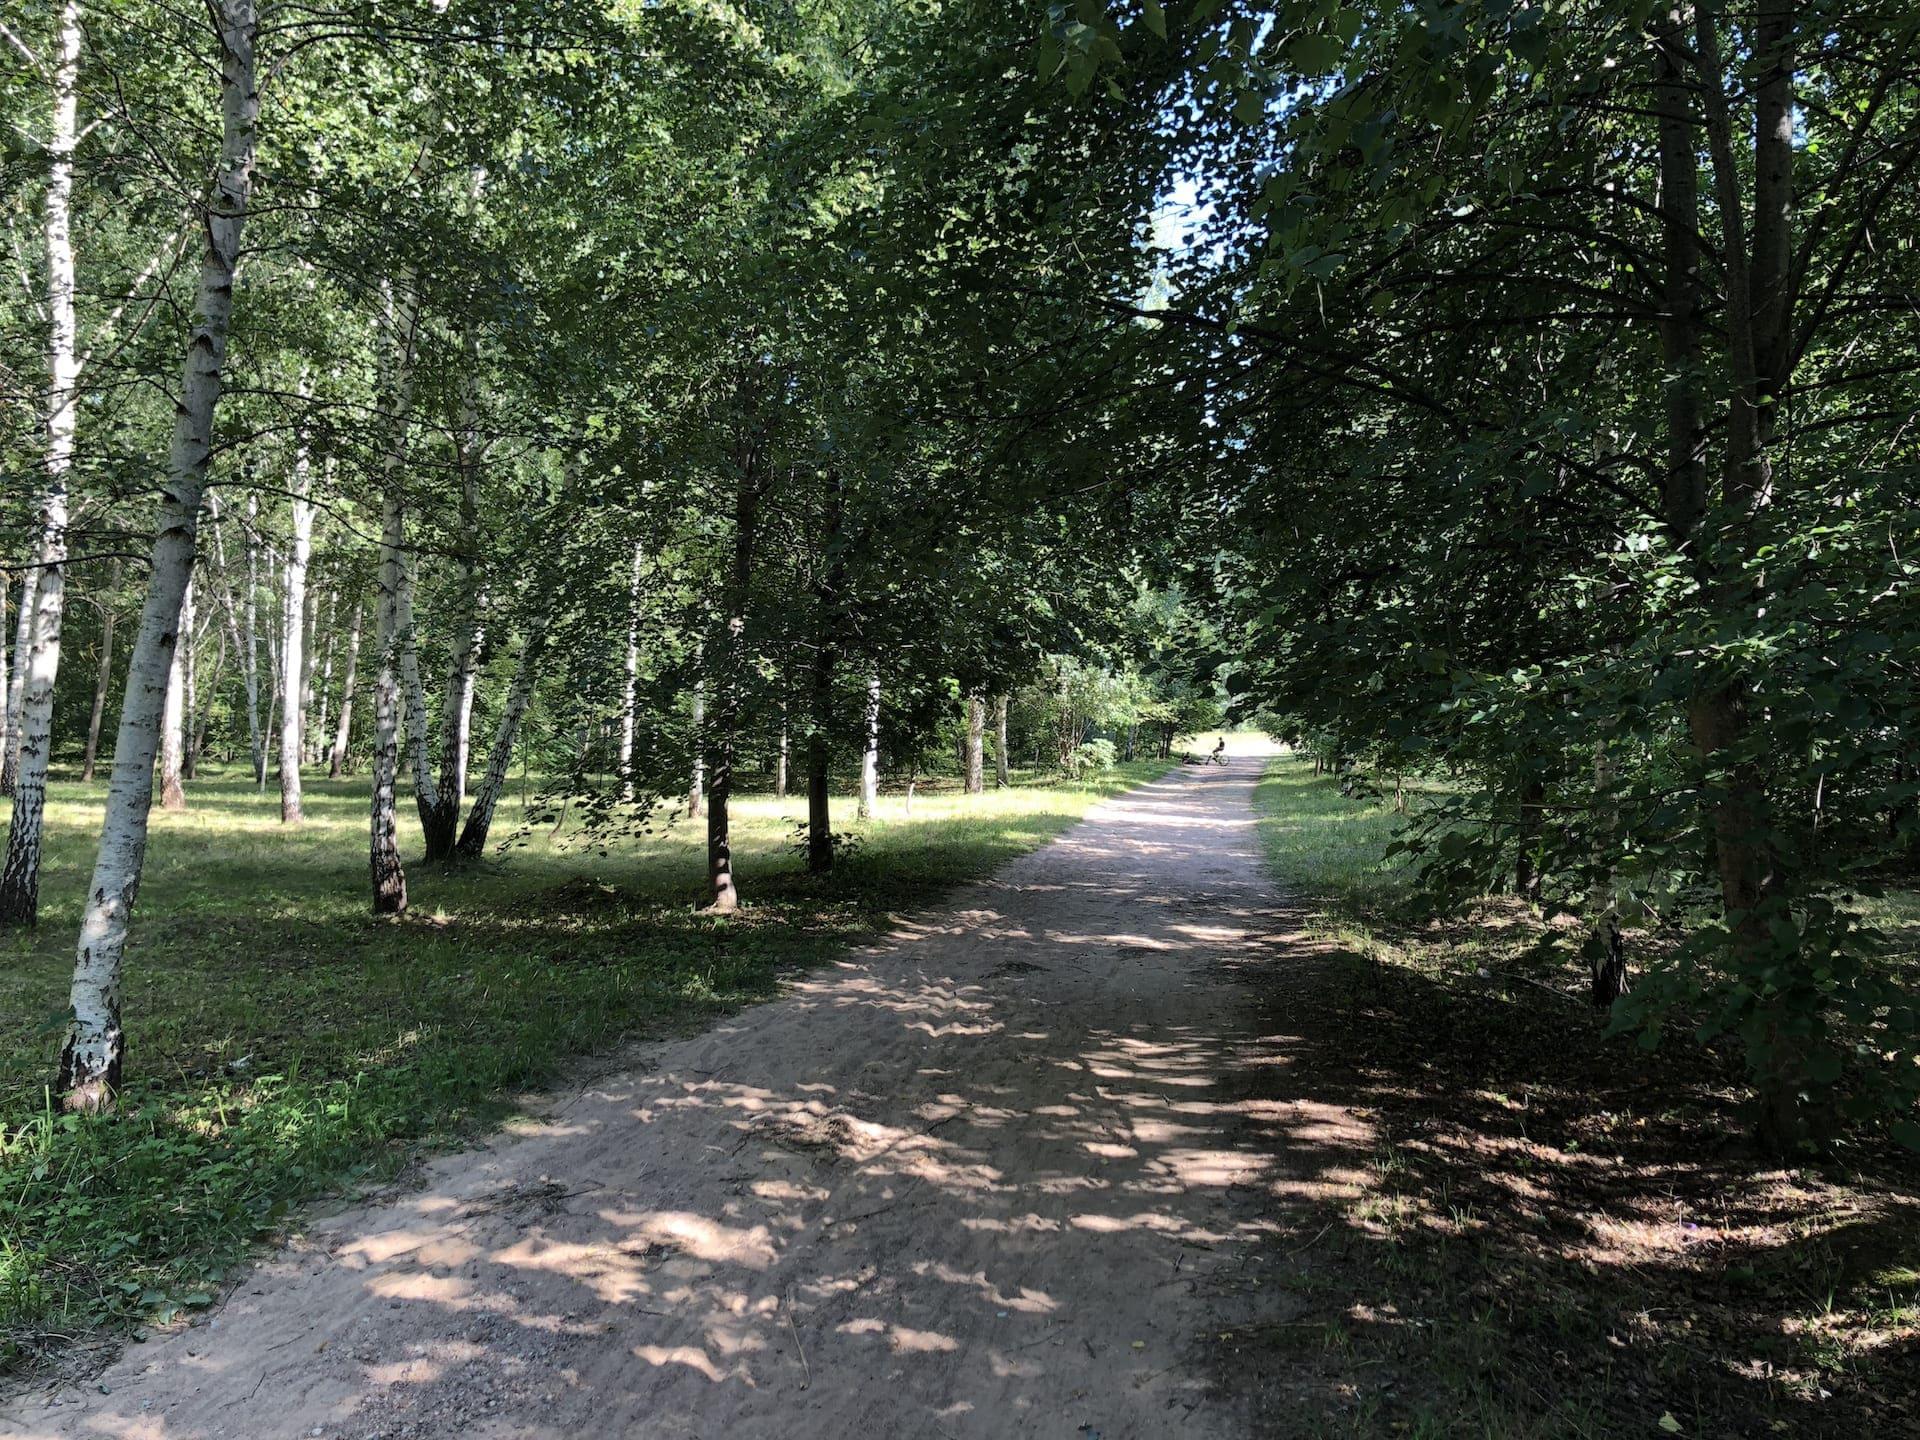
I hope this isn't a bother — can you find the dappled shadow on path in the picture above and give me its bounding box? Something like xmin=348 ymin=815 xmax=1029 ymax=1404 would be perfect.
xmin=5 ymin=761 xmax=1373 ymax=1440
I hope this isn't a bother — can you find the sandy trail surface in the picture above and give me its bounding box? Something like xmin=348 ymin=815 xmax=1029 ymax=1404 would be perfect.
xmin=5 ymin=760 xmax=1370 ymax=1440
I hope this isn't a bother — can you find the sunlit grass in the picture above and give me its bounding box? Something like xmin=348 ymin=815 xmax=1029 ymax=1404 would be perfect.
xmin=0 ymin=759 xmax=1165 ymax=1369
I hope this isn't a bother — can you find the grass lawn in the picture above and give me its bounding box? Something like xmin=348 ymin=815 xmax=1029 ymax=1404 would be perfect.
xmin=1245 ymin=755 xmax=1920 ymax=1439
xmin=0 ymin=760 xmax=1166 ymax=1372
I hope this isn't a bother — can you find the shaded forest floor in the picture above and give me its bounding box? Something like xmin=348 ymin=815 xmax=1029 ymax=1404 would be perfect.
xmin=1239 ymin=759 xmax=1920 ymax=1437
xmin=0 ymin=761 xmax=1166 ymax=1376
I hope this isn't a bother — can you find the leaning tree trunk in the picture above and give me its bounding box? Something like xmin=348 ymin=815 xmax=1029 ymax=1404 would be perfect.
xmin=368 ymin=276 xmax=420 ymax=915
xmin=456 ymin=621 xmax=547 ymax=858
xmin=158 ymin=579 xmax=191 ymax=811
xmin=59 ymin=0 xmax=257 ymax=1112
xmin=964 ymin=694 xmax=985 ymax=795
xmin=80 ymin=562 xmax=121 ymax=782
xmin=1 ymin=571 xmax=38 ymax=795
xmin=330 ymin=602 xmax=362 ymax=777
xmin=858 ymin=674 xmax=880 ymax=819
xmin=0 ymin=1 xmax=83 ymax=925
xmin=705 ymin=448 xmax=764 ymax=912
xmin=995 ymin=694 xmax=1009 ymax=787
xmin=278 ymin=400 xmax=313 ymax=822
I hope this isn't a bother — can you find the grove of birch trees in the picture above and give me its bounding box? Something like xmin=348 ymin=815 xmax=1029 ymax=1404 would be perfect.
xmin=4 ymin=0 xmax=1919 ymax=1155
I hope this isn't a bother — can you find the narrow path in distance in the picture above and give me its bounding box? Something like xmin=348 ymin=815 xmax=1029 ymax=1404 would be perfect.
xmin=5 ymin=760 xmax=1371 ymax=1440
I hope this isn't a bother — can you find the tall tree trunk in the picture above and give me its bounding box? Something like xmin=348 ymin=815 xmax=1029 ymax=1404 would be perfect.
xmin=807 ymin=665 xmax=833 ymax=872
xmin=995 ymin=694 xmax=1009 ymax=787
xmin=774 ymin=700 xmax=790 ymax=800
xmin=398 ymin=543 xmax=433 ymax=838
xmin=457 ymin=622 xmax=547 ymax=858
xmin=805 ymin=481 xmax=845 ymax=873
xmin=329 ymin=602 xmax=362 ymax=777
xmin=619 ymin=541 xmax=643 ymax=802
xmin=705 ymin=450 xmax=764 ymax=912
xmin=369 ymin=276 xmax=420 ymax=915
xmin=1689 ymin=5 xmax=1801 ymax=1144
xmin=312 ymin=586 xmax=335 ymax=766
xmin=0 ymin=2 xmax=83 ymax=924
xmin=858 ymin=674 xmax=880 ymax=819
xmin=59 ymin=0 xmax=257 ymax=1111
xmin=422 ymin=333 xmax=487 ymax=860
xmin=158 ymin=580 xmax=191 ymax=810
xmin=964 ymin=694 xmax=985 ymax=795
xmin=242 ymin=491 xmax=265 ymax=785
xmin=687 ymin=674 xmax=705 ymax=818
xmin=180 ymin=579 xmax=200 ymax=780
xmin=1513 ymin=772 xmax=1543 ymax=904
xmin=81 ymin=562 xmax=121 ymax=782
xmin=1 ymin=572 xmax=38 ymax=795
xmin=192 ymin=621 xmax=225 ymax=766
xmin=1588 ymin=735 xmax=1629 ymax=1007
xmin=0 ymin=582 xmax=8 ymax=787
xmin=278 ymin=398 xmax=313 ymax=823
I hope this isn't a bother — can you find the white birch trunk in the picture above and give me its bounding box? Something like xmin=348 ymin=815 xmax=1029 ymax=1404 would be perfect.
xmin=1 ymin=571 xmax=38 ymax=794
xmin=688 ymin=675 xmax=705 ymax=818
xmin=456 ymin=621 xmax=547 ymax=858
xmin=964 ymin=694 xmax=985 ymax=795
xmin=0 ymin=582 xmax=8 ymax=782
xmin=242 ymin=490 xmax=263 ymax=783
xmin=279 ymin=392 xmax=312 ymax=822
xmin=330 ymin=603 xmax=362 ymax=778
xmin=61 ymin=0 xmax=257 ymax=1111
xmin=424 ymin=339 xmax=486 ymax=858
xmin=858 ymin=674 xmax=880 ymax=819
xmin=180 ymin=578 xmax=199 ymax=778
xmin=995 ymin=694 xmax=1009 ymax=788
xmin=369 ymin=275 xmax=419 ymax=913
xmin=774 ymin=699 xmax=788 ymax=801
xmin=81 ymin=562 xmax=122 ymax=783
xmin=0 ymin=1 xmax=82 ymax=923
xmin=398 ymin=536 xmax=433 ymax=826
xmin=313 ymin=587 xmax=335 ymax=767
xmin=618 ymin=542 xmax=643 ymax=802
xmin=159 ymin=580 xmax=190 ymax=809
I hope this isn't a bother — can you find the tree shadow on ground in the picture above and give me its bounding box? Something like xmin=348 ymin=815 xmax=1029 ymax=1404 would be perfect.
xmin=1214 ymin=931 xmax=1920 ymax=1438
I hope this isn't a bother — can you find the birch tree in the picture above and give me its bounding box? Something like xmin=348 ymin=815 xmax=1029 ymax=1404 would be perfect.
xmin=329 ymin=602 xmax=362 ymax=777
xmin=369 ymin=278 xmax=421 ymax=915
xmin=858 ymin=673 xmax=880 ymax=818
xmin=0 ymin=0 xmax=83 ymax=924
xmin=59 ymin=0 xmax=259 ymax=1111
xmin=278 ymin=403 xmax=314 ymax=822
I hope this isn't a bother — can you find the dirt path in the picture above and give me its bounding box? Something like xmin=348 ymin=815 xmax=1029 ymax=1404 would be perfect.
xmin=5 ymin=761 xmax=1370 ymax=1440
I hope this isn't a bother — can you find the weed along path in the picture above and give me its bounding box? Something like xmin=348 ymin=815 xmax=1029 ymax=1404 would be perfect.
xmin=6 ymin=761 xmax=1371 ymax=1440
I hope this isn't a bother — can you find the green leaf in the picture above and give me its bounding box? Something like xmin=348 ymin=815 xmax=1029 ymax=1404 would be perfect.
xmin=1288 ymin=33 xmax=1345 ymax=75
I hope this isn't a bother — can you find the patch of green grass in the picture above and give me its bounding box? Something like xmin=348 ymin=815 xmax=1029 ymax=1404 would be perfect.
xmin=1251 ymin=757 xmax=1414 ymax=918
xmin=0 ymin=760 xmax=1165 ymax=1370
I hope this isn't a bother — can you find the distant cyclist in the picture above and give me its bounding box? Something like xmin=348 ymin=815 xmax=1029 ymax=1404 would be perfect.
xmin=1209 ymin=737 xmax=1227 ymax=765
